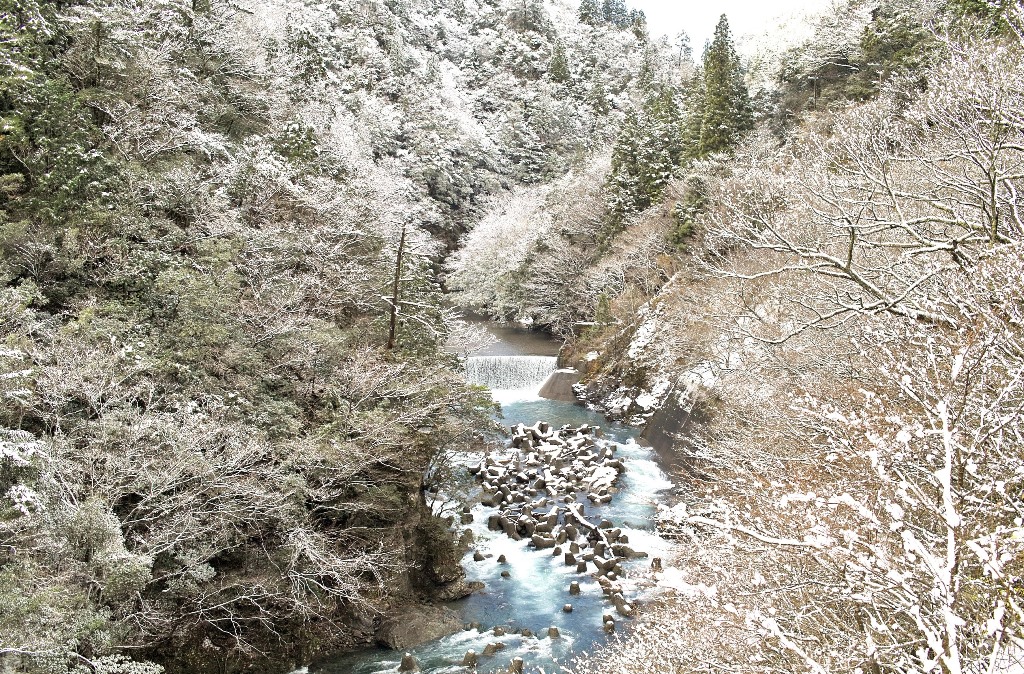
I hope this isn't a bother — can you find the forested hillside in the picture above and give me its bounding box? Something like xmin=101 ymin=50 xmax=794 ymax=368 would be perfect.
xmin=490 ymin=0 xmax=1022 ymax=672
xmin=6 ymin=0 xmax=1024 ymax=671
xmin=0 ymin=0 xmax=656 ymax=672
xmin=446 ymin=11 xmax=753 ymax=335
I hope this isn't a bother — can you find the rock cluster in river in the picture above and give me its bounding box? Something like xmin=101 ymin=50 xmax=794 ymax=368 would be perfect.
xmin=468 ymin=422 xmax=647 ymax=630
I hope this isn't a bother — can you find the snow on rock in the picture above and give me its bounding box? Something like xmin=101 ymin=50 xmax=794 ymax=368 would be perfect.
xmin=634 ymin=377 xmax=671 ymax=411
xmin=626 ymin=307 xmax=661 ymax=360
xmin=604 ymin=388 xmax=634 ymax=418
xmin=583 ymin=465 xmax=618 ymax=493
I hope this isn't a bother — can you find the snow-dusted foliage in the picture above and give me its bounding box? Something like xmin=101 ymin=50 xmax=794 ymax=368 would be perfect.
xmin=572 ymin=13 xmax=1024 ymax=674
xmin=445 ymin=186 xmax=555 ymax=311
xmin=1 ymin=0 xmax=653 ymax=670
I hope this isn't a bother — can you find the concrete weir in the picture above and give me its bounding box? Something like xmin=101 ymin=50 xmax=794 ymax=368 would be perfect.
xmin=537 ymin=369 xmax=581 ymax=402
xmin=465 ymin=356 xmax=557 ymax=390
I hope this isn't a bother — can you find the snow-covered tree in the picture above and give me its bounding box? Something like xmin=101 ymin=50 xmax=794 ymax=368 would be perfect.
xmin=695 ymin=14 xmax=752 ymax=157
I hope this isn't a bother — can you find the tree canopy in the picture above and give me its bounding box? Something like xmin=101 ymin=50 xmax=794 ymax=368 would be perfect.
xmin=696 ymin=14 xmax=752 ymax=156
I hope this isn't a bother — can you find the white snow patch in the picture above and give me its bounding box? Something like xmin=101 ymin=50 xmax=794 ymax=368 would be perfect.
xmin=656 ymin=566 xmax=718 ymax=600
xmin=626 ymin=313 xmax=659 ymax=359
xmin=634 ymin=377 xmax=672 ymax=411
xmin=606 ymin=393 xmax=632 ymax=417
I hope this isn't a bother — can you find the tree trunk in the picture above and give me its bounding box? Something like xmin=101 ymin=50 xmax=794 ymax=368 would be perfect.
xmin=387 ymin=223 xmax=407 ymax=350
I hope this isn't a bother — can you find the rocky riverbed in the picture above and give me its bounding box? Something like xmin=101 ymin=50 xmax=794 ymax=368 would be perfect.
xmin=312 ymin=344 xmax=673 ymax=674
xmin=470 ymin=421 xmax=650 ymax=615
xmin=391 ymin=420 xmax=660 ymax=673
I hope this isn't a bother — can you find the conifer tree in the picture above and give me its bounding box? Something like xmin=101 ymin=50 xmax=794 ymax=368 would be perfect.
xmin=606 ymin=87 xmax=684 ymax=224
xmin=602 ymin=0 xmax=629 ymax=28
xmin=628 ymin=9 xmax=647 ymax=37
xmin=549 ymin=42 xmax=571 ymax=83
xmin=680 ymin=70 xmax=705 ymax=155
xmin=578 ymin=0 xmax=602 ymax=25
xmin=588 ymin=75 xmax=610 ymax=113
xmin=695 ymin=14 xmax=752 ymax=156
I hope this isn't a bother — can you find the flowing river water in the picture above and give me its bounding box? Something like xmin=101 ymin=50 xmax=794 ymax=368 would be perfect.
xmin=311 ymin=324 xmax=674 ymax=674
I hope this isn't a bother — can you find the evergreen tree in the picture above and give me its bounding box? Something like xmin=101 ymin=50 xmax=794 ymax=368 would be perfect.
xmin=578 ymin=0 xmax=602 ymax=25
xmin=602 ymin=0 xmax=629 ymax=28
xmin=549 ymin=41 xmax=571 ymax=83
xmin=637 ymin=45 xmax=656 ymax=90
xmin=605 ymin=87 xmax=684 ymax=226
xmin=511 ymin=0 xmax=548 ymax=32
xmin=628 ymin=9 xmax=647 ymax=37
xmin=588 ymin=75 xmax=610 ymax=113
xmin=945 ymin=0 xmax=1015 ymax=31
xmin=695 ymin=14 xmax=752 ymax=157
xmin=679 ymin=70 xmax=705 ymax=155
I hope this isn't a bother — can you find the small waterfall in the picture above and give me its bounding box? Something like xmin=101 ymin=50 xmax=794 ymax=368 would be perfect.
xmin=465 ymin=355 xmax=557 ymax=391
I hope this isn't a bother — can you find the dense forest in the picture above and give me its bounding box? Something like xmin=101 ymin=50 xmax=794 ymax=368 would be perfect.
xmin=3 ymin=0 xmax=1023 ymax=672
xmin=0 ymin=0 xmax=652 ymax=671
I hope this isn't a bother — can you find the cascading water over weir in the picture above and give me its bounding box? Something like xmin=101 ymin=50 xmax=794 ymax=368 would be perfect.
xmin=464 ymin=356 xmax=558 ymax=392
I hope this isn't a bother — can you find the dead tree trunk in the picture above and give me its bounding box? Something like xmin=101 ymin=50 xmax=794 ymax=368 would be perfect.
xmin=386 ymin=222 xmax=407 ymax=350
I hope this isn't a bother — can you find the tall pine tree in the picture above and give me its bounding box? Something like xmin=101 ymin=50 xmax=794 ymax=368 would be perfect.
xmin=602 ymin=0 xmax=629 ymax=28
xmin=695 ymin=14 xmax=752 ymax=157
xmin=549 ymin=41 xmax=571 ymax=83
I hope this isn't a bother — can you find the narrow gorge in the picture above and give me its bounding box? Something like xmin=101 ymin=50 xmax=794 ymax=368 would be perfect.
xmin=3 ymin=0 xmax=1023 ymax=672
xmin=307 ymin=323 xmax=673 ymax=673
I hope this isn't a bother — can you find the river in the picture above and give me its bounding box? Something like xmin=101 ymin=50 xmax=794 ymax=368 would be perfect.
xmin=309 ymin=324 xmax=674 ymax=674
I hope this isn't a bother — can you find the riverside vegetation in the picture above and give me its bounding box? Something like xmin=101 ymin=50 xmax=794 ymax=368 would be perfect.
xmin=4 ymin=0 xmax=1024 ymax=673
xmin=0 ymin=0 xmax=653 ymax=671
xmin=450 ymin=1 xmax=1024 ymax=673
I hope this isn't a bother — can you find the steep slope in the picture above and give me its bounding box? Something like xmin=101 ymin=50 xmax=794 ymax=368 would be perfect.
xmin=558 ymin=4 xmax=1024 ymax=672
xmin=0 ymin=0 xmax=652 ymax=672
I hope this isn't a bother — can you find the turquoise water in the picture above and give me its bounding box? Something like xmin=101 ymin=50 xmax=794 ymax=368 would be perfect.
xmin=310 ymin=357 xmax=673 ymax=674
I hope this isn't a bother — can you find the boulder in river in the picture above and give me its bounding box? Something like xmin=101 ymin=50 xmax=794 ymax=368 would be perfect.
xmin=482 ymin=642 xmax=506 ymax=656
xmin=432 ymin=578 xmax=483 ymax=602
xmin=612 ymin=543 xmax=647 ymax=559
xmin=398 ymin=653 xmax=420 ymax=672
xmin=531 ymin=534 xmax=556 ymax=549
xmin=611 ymin=593 xmax=635 ymax=617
